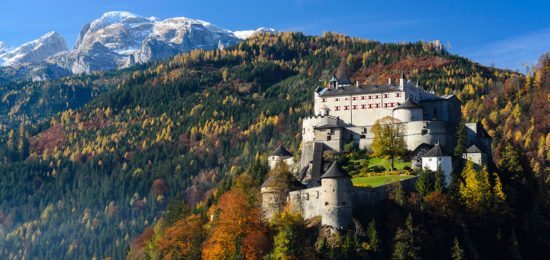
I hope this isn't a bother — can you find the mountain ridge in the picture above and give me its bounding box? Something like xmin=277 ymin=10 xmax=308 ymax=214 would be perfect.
xmin=0 ymin=11 xmax=275 ymax=78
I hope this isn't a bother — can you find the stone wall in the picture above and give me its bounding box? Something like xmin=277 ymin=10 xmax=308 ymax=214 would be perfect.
xmin=286 ymin=177 xmax=418 ymax=226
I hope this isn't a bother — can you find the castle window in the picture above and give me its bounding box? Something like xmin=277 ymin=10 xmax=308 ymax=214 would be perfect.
xmin=375 ymin=95 xmax=379 ymax=99
xmin=421 ymin=129 xmax=428 ymax=135
xmin=345 ymin=98 xmax=348 ymax=101
xmin=368 ymin=96 xmax=372 ymax=99
xmin=368 ymin=104 xmax=373 ymax=109
xmin=396 ymin=93 xmax=401 ymax=97
xmin=325 ymin=202 xmax=329 ymax=206
xmin=384 ymin=103 xmax=388 ymax=108
xmin=327 ymin=136 xmax=331 ymax=141
xmin=305 ymin=193 xmax=309 ymax=200
xmin=352 ymin=97 xmax=357 ymax=101
xmin=361 ymin=96 xmax=365 ymax=100
xmin=344 ymin=106 xmax=349 ymax=110
xmin=361 ymin=104 xmax=366 ymax=109
xmin=335 ymin=106 xmax=340 ymax=111
xmin=375 ymin=104 xmax=380 ymax=108
xmin=352 ymin=105 xmax=357 ymax=110
xmin=335 ymin=98 xmax=339 ymax=101
xmin=384 ymin=94 xmax=389 ymax=98
xmin=342 ymin=201 xmax=346 ymax=205
xmin=316 ymin=191 xmax=319 ymax=198
xmin=333 ymin=189 xmax=335 ymax=192
xmin=360 ymin=134 xmax=366 ymax=139
xmin=322 ymin=98 xmax=326 ymax=102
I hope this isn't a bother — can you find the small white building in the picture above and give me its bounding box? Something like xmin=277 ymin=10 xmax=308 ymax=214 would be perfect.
xmin=268 ymin=145 xmax=295 ymax=170
xmin=421 ymin=143 xmax=453 ymax=185
xmin=464 ymin=144 xmax=487 ymax=166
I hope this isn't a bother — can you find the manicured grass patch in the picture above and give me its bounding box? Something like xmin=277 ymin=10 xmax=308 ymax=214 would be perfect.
xmin=352 ymin=175 xmax=415 ymax=188
xmin=367 ymin=157 xmax=411 ymax=171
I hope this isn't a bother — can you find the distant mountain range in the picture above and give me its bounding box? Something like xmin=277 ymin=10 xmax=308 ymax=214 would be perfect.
xmin=0 ymin=11 xmax=275 ymax=80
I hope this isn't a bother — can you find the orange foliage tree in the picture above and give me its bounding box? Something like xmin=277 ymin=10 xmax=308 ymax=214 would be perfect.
xmin=201 ymin=189 xmax=271 ymax=259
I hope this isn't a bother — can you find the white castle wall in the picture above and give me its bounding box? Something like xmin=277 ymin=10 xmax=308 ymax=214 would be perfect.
xmin=315 ymin=91 xmax=405 ymax=126
xmin=288 ymin=187 xmax=323 ymax=220
xmin=394 ymin=107 xmax=423 ymax=122
xmin=302 ymin=115 xmax=339 ymax=143
xmin=285 ymin=177 xmax=418 ymax=228
xmin=337 ymin=121 xmax=449 ymax=151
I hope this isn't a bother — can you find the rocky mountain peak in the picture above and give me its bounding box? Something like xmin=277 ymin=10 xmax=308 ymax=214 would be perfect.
xmin=0 ymin=31 xmax=67 ymax=66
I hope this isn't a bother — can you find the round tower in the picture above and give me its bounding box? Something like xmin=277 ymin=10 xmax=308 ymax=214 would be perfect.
xmin=268 ymin=145 xmax=293 ymax=170
xmin=261 ymin=163 xmax=306 ymax=221
xmin=393 ymin=99 xmax=423 ymax=122
xmin=320 ymin=162 xmax=353 ymax=229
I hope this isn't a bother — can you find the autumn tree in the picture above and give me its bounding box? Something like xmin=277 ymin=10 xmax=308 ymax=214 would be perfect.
xmin=201 ymin=189 xmax=270 ymax=259
xmin=268 ymin=209 xmax=307 ymax=259
xmin=371 ymin=116 xmax=407 ymax=170
xmin=155 ymin=214 xmax=205 ymax=259
xmin=459 ymin=161 xmax=492 ymax=212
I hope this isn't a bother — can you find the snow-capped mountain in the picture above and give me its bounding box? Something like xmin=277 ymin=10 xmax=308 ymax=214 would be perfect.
xmin=0 ymin=32 xmax=67 ymax=66
xmin=48 ymin=11 xmax=248 ymax=74
xmin=1 ymin=11 xmax=275 ymax=77
xmin=233 ymin=27 xmax=277 ymax=40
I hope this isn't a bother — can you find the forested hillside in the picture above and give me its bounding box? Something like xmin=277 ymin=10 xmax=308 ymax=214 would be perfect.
xmin=0 ymin=33 xmax=547 ymax=259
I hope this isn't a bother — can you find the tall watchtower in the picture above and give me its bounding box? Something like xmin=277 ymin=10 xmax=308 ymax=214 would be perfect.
xmin=320 ymin=162 xmax=353 ymax=229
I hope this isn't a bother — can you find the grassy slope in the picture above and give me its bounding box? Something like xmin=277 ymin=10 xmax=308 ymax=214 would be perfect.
xmin=352 ymin=175 xmax=415 ymax=187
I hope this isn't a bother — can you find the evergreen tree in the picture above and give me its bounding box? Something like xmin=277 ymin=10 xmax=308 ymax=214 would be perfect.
xmin=454 ymin=120 xmax=467 ymax=157
xmin=367 ymin=219 xmax=380 ymax=253
xmin=392 ymin=214 xmax=420 ymax=260
xmin=451 ymin=237 xmax=465 ymax=260
xmin=434 ymin=168 xmax=445 ymax=193
xmin=416 ymin=170 xmax=434 ymax=197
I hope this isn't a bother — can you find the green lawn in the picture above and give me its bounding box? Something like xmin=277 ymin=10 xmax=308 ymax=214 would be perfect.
xmin=352 ymin=175 xmax=415 ymax=188
xmin=367 ymin=157 xmax=411 ymax=171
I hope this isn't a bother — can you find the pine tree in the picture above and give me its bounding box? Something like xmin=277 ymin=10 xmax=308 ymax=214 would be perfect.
xmin=454 ymin=120 xmax=467 ymax=157
xmin=416 ymin=170 xmax=434 ymax=197
xmin=367 ymin=219 xmax=380 ymax=253
xmin=434 ymin=168 xmax=445 ymax=193
xmin=451 ymin=237 xmax=465 ymax=260
xmin=392 ymin=214 xmax=420 ymax=260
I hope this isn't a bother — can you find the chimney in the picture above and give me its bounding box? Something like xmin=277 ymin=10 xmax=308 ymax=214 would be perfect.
xmin=388 ymin=78 xmax=392 ymax=85
xmin=355 ymin=81 xmax=359 ymax=87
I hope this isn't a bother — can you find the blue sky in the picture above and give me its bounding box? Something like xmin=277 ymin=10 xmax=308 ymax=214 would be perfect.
xmin=0 ymin=0 xmax=548 ymax=71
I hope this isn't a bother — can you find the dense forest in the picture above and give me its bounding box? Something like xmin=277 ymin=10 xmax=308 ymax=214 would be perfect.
xmin=0 ymin=33 xmax=547 ymax=259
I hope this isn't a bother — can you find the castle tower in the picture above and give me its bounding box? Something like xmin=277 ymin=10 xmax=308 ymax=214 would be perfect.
xmin=261 ymin=162 xmax=306 ymax=220
xmin=329 ymin=75 xmax=338 ymax=88
xmin=268 ymin=145 xmax=294 ymax=170
xmin=393 ymin=99 xmax=423 ymax=122
xmin=320 ymin=162 xmax=353 ymax=229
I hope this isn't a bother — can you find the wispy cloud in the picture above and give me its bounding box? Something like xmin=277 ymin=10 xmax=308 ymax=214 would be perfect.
xmin=465 ymin=28 xmax=550 ymax=72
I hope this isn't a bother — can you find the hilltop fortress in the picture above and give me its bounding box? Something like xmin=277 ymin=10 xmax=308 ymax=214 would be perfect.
xmin=262 ymin=70 xmax=493 ymax=230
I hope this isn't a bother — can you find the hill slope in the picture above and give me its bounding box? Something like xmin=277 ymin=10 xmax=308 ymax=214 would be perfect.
xmin=0 ymin=33 xmax=547 ymax=258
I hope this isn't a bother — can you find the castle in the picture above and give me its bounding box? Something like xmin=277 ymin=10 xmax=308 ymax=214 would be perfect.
xmin=262 ymin=70 xmax=493 ymax=230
